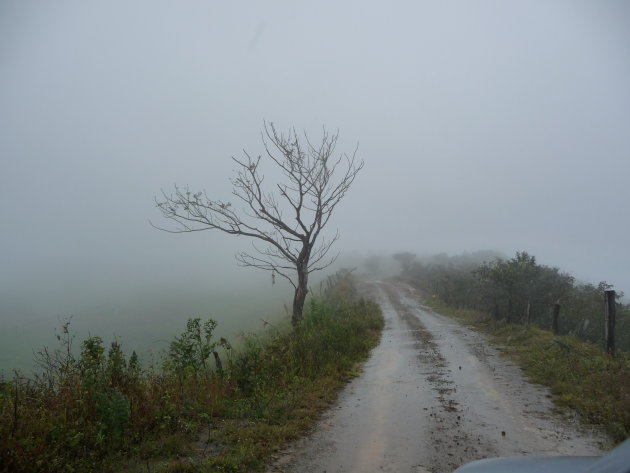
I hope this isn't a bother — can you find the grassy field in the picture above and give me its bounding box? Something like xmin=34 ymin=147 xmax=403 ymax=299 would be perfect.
xmin=0 ymin=277 xmax=384 ymax=473
xmin=420 ymin=294 xmax=630 ymax=443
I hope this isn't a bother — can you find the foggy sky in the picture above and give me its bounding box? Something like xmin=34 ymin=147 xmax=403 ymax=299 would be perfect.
xmin=1 ymin=0 xmax=630 ymax=355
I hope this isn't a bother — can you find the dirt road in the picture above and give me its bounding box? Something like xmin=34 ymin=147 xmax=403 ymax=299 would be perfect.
xmin=269 ymin=281 xmax=607 ymax=473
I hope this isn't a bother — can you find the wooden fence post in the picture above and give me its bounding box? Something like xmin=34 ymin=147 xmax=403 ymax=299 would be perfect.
xmin=552 ymin=301 xmax=560 ymax=335
xmin=525 ymin=300 xmax=531 ymax=326
xmin=604 ymin=290 xmax=616 ymax=356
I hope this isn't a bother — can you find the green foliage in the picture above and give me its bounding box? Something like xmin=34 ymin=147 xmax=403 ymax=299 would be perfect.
xmin=402 ymin=250 xmax=629 ymax=350
xmin=96 ymin=388 xmax=131 ymax=444
xmin=164 ymin=318 xmax=231 ymax=380
xmin=107 ymin=341 xmax=128 ymax=388
xmin=0 ymin=274 xmax=383 ymax=473
xmin=407 ymin=251 xmax=630 ymax=442
xmin=79 ymin=336 xmax=106 ymax=392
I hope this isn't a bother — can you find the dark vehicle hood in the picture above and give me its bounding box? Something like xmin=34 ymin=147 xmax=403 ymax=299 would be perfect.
xmin=454 ymin=438 xmax=630 ymax=473
xmin=454 ymin=456 xmax=599 ymax=473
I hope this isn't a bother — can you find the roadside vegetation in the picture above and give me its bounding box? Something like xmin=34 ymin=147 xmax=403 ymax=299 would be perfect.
xmin=395 ymin=250 xmax=630 ymax=443
xmin=0 ymin=273 xmax=383 ymax=473
xmin=395 ymin=251 xmax=630 ymax=350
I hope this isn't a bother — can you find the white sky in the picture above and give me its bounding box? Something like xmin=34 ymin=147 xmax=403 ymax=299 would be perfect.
xmin=1 ymin=0 xmax=629 ymax=306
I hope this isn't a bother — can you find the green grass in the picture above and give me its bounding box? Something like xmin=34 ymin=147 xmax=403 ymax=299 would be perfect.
xmin=0 ymin=277 xmax=384 ymax=473
xmin=421 ymin=294 xmax=630 ymax=443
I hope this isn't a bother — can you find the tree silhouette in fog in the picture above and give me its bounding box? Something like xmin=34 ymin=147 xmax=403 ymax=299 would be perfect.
xmin=153 ymin=122 xmax=363 ymax=325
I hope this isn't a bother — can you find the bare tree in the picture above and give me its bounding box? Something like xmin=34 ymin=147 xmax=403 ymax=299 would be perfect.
xmin=153 ymin=122 xmax=363 ymax=325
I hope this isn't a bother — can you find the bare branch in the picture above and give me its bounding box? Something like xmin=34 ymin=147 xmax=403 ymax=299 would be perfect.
xmin=153 ymin=122 xmax=363 ymax=324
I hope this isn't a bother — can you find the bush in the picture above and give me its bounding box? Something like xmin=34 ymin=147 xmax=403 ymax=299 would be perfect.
xmin=0 ymin=276 xmax=383 ymax=472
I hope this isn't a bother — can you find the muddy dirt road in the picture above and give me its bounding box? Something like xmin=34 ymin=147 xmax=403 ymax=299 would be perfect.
xmin=269 ymin=281 xmax=608 ymax=473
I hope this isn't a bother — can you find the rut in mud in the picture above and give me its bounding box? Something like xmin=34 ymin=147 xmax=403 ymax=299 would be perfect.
xmin=268 ymin=280 xmax=608 ymax=473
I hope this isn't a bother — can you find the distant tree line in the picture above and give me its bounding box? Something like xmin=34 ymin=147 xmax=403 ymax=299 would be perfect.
xmin=395 ymin=251 xmax=630 ymax=351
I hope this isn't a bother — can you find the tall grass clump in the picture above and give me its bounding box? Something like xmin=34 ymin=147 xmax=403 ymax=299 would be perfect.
xmin=0 ymin=274 xmax=383 ymax=473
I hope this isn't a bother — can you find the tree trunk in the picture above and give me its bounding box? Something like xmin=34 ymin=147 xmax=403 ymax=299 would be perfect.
xmin=291 ymin=266 xmax=309 ymax=326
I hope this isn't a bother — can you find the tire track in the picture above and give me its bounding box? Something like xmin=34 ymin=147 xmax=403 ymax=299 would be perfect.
xmin=268 ymin=280 xmax=607 ymax=473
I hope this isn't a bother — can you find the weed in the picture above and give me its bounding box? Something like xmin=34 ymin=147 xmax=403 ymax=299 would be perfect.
xmin=0 ymin=274 xmax=383 ymax=472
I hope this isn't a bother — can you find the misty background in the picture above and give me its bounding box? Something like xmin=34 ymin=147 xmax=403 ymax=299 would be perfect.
xmin=1 ymin=1 xmax=629 ymax=372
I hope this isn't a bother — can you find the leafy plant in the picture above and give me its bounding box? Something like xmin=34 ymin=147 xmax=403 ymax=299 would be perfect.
xmin=0 ymin=274 xmax=383 ymax=473
xmin=164 ymin=318 xmax=231 ymax=381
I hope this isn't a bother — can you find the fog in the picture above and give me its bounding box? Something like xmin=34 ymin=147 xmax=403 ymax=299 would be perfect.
xmin=1 ymin=1 xmax=629 ymax=372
